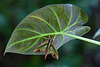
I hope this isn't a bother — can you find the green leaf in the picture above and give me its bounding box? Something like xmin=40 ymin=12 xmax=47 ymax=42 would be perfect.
xmin=93 ymin=28 xmax=100 ymax=39
xmin=4 ymin=4 xmax=90 ymax=55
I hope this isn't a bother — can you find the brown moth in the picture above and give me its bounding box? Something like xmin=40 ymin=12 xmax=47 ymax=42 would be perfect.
xmin=34 ymin=36 xmax=58 ymax=59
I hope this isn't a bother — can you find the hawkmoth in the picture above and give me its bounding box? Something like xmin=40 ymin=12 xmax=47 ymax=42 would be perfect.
xmin=34 ymin=36 xmax=58 ymax=59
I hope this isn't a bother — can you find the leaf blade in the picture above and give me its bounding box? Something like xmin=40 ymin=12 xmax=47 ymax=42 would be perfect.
xmin=5 ymin=4 xmax=90 ymax=55
xmin=49 ymin=7 xmax=61 ymax=31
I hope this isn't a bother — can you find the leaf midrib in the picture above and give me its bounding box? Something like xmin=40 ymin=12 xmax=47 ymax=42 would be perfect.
xmin=7 ymin=32 xmax=64 ymax=49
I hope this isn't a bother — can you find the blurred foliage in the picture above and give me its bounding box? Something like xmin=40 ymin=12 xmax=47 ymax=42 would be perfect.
xmin=0 ymin=0 xmax=100 ymax=67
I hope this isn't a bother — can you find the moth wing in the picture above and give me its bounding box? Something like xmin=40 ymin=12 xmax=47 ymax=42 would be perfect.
xmin=51 ymin=42 xmax=59 ymax=59
xmin=34 ymin=41 xmax=48 ymax=53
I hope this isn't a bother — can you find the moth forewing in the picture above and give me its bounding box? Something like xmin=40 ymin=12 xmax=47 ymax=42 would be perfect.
xmin=34 ymin=41 xmax=48 ymax=53
xmin=51 ymin=42 xmax=59 ymax=59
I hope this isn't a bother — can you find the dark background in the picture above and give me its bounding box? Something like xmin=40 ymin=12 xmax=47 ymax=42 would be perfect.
xmin=0 ymin=0 xmax=100 ymax=67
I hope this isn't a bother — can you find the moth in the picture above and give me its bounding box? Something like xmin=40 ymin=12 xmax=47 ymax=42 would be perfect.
xmin=34 ymin=36 xmax=58 ymax=59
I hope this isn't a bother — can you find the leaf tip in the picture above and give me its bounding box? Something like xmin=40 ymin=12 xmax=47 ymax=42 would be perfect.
xmin=93 ymin=28 xmax=100 ymax=39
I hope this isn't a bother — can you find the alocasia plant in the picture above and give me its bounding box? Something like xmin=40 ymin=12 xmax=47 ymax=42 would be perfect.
xmin=4 ymin=4 xmax=100 ymax=59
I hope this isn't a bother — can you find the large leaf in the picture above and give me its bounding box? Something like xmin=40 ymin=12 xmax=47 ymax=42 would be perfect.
xmin=4 ymin=4 xmax=90 ymax=55
xmin=93 ymin=28 xmax=100 ymax=39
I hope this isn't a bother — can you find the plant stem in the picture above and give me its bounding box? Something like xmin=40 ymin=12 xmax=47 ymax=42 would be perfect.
xmin=63 ymin=33 xmax=100 ymax=45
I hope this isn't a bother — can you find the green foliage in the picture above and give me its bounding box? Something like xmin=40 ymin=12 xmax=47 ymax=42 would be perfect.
xmin=4 ymin=4 xmax=90 ymax=55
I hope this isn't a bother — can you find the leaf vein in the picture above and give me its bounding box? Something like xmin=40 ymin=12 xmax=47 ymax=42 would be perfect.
xmin=29 ymin=15 xmax=56 ymax=32
xmin=16 ymin=28 xmax=41 ymax=35
xmin=57 ymin=35 xmax=64 ymax=49
xmin=63 ymin=10 xmax=81 ymax=32
xmin=49 ymin=7 xmax=61 ymax=31
xmin=66 ymin=18 xmax=87 ymax=31
xmin=66 ymin=6 xmax=73 ymax=28
xmin=22 ymin=37 xmax=40 ymax=52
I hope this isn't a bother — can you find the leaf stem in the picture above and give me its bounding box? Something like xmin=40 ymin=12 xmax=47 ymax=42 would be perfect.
xmin=7 ymin=32 xmax=100 ymax=50
xmin=63 ymin=33 xmax=100 ymax=45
